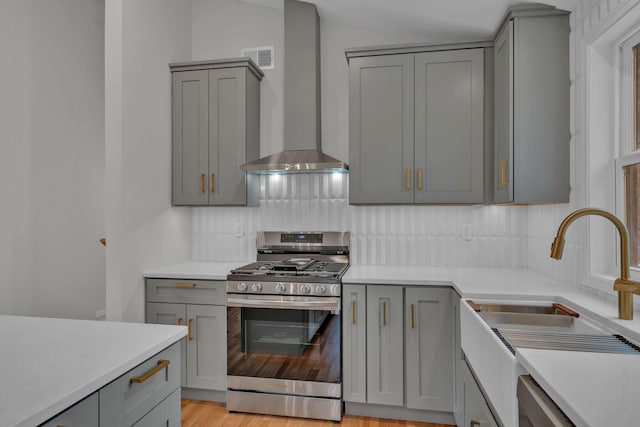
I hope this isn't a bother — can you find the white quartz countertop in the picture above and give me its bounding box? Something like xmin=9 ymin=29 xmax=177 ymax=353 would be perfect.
xmin=143 ymin=260 xmax=247 ymax=280
xmin=516 ymin=348 xmax=640 ymax=427
xmin=0 ymin=315 xmax=186 ymax=427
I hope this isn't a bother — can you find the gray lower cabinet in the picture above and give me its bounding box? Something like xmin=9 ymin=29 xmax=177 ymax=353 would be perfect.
xmin=347 ymin=47 xmax=485 ymax=204
xmin=493 ymin=5 xmax=570 ymax=204
xmin=462 ymin=359 xmax=499 ymax=427
xmin=343 ymin=284 xmax=455 ymax=415
xmin=41 ymin=344 xmax=180 ymax=427
xmin=100 ymin=342 xmax=181 ymax=427
xmin=145 ymin=279 xmax=226 ymax=393
xmin=40 ymin=392 xmax=99 ymax=427
xmin=170 ymin=58 xmax=262 ymax=206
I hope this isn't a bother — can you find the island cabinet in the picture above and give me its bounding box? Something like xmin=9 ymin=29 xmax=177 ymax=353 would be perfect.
xmin=343 ymin=284 xmax=457 ymax=423
xmin=170 ymin=58 xmax=263 ymax=206
xmin=40 ymin=393 xmax=99 ymax=427
xmin=346 ymin=45 xmax=489 ymax=205
xmin=493 ymin=5 xmax=570 ymax=204
xmin=145 ymin=278 xmax=226 ymax=400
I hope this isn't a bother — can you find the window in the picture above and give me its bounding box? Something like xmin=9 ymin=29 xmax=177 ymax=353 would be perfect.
xmin=620 ymin=35 xmax=640 ymax=268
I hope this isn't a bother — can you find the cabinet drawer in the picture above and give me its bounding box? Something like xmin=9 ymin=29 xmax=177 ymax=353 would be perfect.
xmin=40 ymin=392 xmax=98 ymax=427
xmin=132 ymin=388 xmax=181 ymax=427
xmin=146 ymin=279 xmax=226 ymax=305
xmin=100 ymin=342 xmax=180 ymax=426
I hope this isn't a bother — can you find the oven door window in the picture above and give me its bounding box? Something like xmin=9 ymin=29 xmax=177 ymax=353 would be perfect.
xmin=227 ymin=306 xmax=340 ymax=383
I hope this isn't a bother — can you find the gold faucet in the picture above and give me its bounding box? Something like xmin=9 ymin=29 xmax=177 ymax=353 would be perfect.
xmin=550 ymin=207 xmax=640 ymax=320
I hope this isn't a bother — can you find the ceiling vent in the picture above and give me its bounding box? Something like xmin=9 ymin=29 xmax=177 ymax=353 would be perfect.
xmin=241 ymin=46 xmax=275 ymax=70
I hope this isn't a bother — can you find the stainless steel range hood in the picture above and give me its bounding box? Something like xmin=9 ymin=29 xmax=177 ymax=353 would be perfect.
xmin=240 ymin=0 xmax=348 ymax=174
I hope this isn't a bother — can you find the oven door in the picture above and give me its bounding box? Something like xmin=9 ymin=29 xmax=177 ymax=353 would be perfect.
xmin=227 ymin=294 xmax=341 ymax=396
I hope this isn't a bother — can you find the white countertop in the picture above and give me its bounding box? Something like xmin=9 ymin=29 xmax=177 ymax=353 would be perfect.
xmin=0 ymin=315 xmax=186 ymax=427
xmin=517 ymin=348 xmax=640 ymax=427
xmin=144 ymin=260 xmax=246 ymax=280
xmin=144 ymin=261 xmax=640 ymax=426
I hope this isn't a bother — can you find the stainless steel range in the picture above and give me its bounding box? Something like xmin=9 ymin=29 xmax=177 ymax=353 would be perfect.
xmin=226 ymin=231 xmax=349 ymax=422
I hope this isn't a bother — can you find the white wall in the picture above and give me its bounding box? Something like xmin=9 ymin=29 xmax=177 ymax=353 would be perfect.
xmin=0 ymin=0 xmax=105 ymax=319
xmin=105 ymin=0 xmax=192 ymax=322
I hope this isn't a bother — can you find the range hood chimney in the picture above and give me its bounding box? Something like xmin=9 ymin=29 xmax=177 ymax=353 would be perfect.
xmin=240 ymin=0 xmax=348 ymax=174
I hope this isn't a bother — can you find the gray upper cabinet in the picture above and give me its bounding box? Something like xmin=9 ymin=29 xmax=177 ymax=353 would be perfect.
xmin=493 ymin=6 xmax=570 ymax=204
xmin=349 ymin=54 xmax=414 ymax=204
xmin=171 ymin=58 xmax=263 ymax=206
xmin=348 ymin=46 xmax=486 ymax=204
xmin=414 ymin=49 xmax=484 ymax=203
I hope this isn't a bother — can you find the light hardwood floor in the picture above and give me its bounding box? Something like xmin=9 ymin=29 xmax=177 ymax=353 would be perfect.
xmin=181 ymin=400 xmax=455 ymax=427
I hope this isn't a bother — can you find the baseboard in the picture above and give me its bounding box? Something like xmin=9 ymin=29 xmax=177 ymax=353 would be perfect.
xmin=344 ymin=402 xmax=455 ymax=425
xmin=181 ymin=387 xmax=226 ymax=402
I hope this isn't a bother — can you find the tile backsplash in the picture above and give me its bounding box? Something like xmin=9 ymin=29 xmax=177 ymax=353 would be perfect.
xmin=192 ymin=174 xmax=553 ymax=270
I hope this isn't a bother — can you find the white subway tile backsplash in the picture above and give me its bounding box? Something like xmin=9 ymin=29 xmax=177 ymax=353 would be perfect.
xmin=192 ymin=174 xmax=543 ymax=269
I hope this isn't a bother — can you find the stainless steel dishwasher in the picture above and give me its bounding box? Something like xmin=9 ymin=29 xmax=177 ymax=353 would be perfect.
xmin=517 ymin=375 xmax=575 ymax=427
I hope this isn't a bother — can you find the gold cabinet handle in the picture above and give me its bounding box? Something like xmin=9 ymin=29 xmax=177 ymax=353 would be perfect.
xmin=352 ymin=300 xmax=356 ymax=324
xmin=417 ymin=168 xmax=423 ymax=191
xmin=383 ymin=301 xmax=387 ymax=326
xmin=177 ymin=317 xmax=183 ymax=326
xmin=187 ymin=318 xmax=193 ymax=341
xmin=406 ymin=169 xmax=411 ymax=191
xmin=200 ymin=173 xmax=205 ymax=193
xmin=210 ymin=173 xmax=215 ymax=193
xmin=470 ymin=421 xmax=481 ymax=427
xmin=411 ymin=304 xmax=415 ymax=329
xmin=175 ymin=282 xmax=196 ymax=288
xmin=130 ymin=359 xmax=170 ymax=384
xmin=499 ymin=159 xmax=509 ymax=187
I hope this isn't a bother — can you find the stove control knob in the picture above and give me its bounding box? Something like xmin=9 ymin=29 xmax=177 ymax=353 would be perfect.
xmin=275 ymin=283 xmax=286 ymax=293
xmin=251 ymin=283 xmax=262 ymax=292
xmin=315 ymin=285 xmax=326 ymax=295
xmin=300 ymin=284 xmax=311 ymax=295
xmin=236 ymin=282 xmax=248 ymax=292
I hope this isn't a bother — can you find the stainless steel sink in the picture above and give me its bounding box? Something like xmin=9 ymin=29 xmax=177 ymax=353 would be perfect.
xmin=468 ymin=300 xmax=640 ymax=355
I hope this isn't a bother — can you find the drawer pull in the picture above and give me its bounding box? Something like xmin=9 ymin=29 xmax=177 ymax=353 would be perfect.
xmin=175 ymin=282 xmax=196 ymax=288
xmin=383 ymin=301 xmax=387 ymax=326
xmin=411 ymin=303 xmax=415 ymax=329
xmin=352 ymin=300 xmax=356 ymax=324
xmin=210 ymin=173 xmax=215 ymax=193
xmin=417 ymin=168 xmax=423 ymax=191
xmin=177 ymin=317 xmax=183 ymax=326
xmin=130 ymin=359 xmax=170 ymax=384
xmin=406 ymin=169 xmax=411 ymax=191
xmin=499 ymin=159 xmax=509 ymax=187
xmin=200 ymin=173 xmax=205 ymax=193
xmin=187 ymin=318 xmax=193 ymax=340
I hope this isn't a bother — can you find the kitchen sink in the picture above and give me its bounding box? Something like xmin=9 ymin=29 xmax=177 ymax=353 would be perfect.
xmin=466 ymin=299 xmax=640 ymax=355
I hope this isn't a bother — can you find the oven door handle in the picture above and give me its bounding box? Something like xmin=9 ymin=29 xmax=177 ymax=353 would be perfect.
xmin=227 ymin=296 xmax=341 ymax=312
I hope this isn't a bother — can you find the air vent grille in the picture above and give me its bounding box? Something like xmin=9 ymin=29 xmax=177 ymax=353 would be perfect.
xmin=241 ymin=46 xmax=275 ymax=70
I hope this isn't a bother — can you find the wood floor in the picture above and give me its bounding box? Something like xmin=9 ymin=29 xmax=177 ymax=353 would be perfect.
xmin=181 ymin=400 xmax=455 ymax=427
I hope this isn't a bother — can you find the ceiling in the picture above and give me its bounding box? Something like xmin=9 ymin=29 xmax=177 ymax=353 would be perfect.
xmin=242 ymin=0 xmax=580 ymax=41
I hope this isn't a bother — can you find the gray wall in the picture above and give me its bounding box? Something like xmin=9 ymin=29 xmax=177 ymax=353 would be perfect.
xmin=0 ymin=0 xmax=105 ymax=319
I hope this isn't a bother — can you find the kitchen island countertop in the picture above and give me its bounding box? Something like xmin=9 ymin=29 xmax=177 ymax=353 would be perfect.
xmin=0 ymin=315 xmax=186 ymax=427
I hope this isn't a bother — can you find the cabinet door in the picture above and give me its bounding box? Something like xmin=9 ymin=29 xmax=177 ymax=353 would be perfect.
xmin=342 ymin=284 xmax=367 ymax=403
xmin=494 ymin=21 xmax=514 ymax=203
xmin=349 ymin=54 xmax=414 ymax=204
xmin=366 ymin=285 xmax=404 ymax=406
xmin=172 ymin=70 xmax=209 ymax=206
xmin=208 ymin=67 xmax=249 ymax=205
xmin=405 ymin=287 xmax=453 ymax=412
xmin=146 ymin=303 xmax=188 ymax=388
xmin=414 ymin=49 xmax=484 ymax=204
xmin=41 ymin=392 xmax=99 ymax=427
xmin=463 ymin=361 xmax=499 ymax=427
xmin=186 ymin=304 xmax=227 ymax=390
